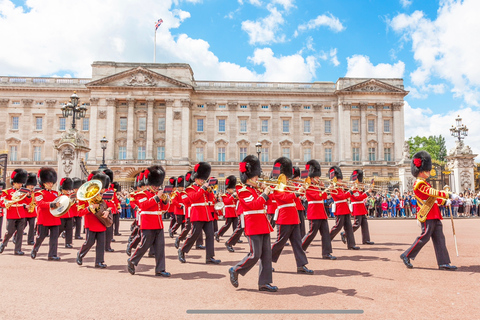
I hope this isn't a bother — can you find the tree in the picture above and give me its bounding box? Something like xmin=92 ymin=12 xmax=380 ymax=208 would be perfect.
xmin=407 ymin=135 xmax=447 ymax=162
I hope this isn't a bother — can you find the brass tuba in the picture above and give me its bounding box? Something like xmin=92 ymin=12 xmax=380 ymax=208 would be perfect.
xmin=77 ymin=180 xmax=103 ymax=206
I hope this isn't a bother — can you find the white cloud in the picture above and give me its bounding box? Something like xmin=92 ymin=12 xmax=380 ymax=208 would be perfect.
xmin=272 ymin=0 xmax=295 ymax=11
xmin=405 ymin=83 xmax=446 ymax=99
xmin=329 ymin=48 xmax=339 ymax=67
xmin=248 ymin=48 xmax=317 ymax=82
xmin=404 ymin=101 xmax=480 ymax=157
xmin=390 ymin=0 xmax=480 ymax=106
xmin=400 ymin=0 xmax=412 ymax=8
xmin=296 ymin=13 xmax=345 ymax=36
xmin=241 ymin=4 xmax=285 ymax=45
xmin=345 ymin=55 xmax=405 ymax=78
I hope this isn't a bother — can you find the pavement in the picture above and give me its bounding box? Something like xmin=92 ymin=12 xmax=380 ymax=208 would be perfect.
xmin=0 ymin=218 xmax=479 ymax=320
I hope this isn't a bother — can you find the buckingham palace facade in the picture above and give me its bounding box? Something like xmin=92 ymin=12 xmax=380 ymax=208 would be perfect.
xmin=0 ymin=61 xmax=407 ymax=185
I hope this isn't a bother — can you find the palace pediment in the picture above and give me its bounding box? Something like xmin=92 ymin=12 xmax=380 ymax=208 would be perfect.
xmin=85 ymin=66 xmax=193 ymax=90
xmin=339 ymin=79 xmax=407 ymax=94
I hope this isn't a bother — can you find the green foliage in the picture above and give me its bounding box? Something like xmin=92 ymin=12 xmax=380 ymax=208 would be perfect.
xmin=407 ymin=135 xmax=447 ymax=162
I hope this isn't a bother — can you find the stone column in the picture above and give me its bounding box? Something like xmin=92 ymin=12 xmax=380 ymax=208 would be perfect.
xmin=89 ymin=97 xmax=99 ymax=161
xmin=126 ymin=98 xmax=135 ymax=160
xmin=292 ymin=103 xmax=301 ymax=161
xmin=105 ymin=98 xmax=117 ymax=162
xmin=180 ymin=99 xmax=191 ymax=162
xmin=20 ymin=99 xmax=33 ymax=161
xmin=249 ymin=102 xmax=259 ymax=156
xmin=393 ymin=102 xmax=404 ymax=161
xmin=0 ymin=99 xmax=9 ymax=150
xmin=446 ymin=141 xmax=477 ymax=193
xmin=312 ymin=103 xmax=323 ymax=160
xmin=165 ymin=99 xmax=174 ymax=160
xmin=341 ymin=103 xmax=351 ymax=164
xmin=146 ymin=98 xmax=155 ymax=160
xmin=376 ymin=103 xmax=384 ymax=162
xmin=360 ymin=103 xmax=367 ymax=162
xmin=271 ymin=103 xmax=280 ymax=157
xmin=206 ymin=102 xmax=216 ymax=161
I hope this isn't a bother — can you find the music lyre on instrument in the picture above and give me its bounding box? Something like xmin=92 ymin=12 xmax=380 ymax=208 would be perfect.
xmin=77 ymin=180 xmax=113 ymax=227
xmin=5 ymin=188 xmax=29 ymax=209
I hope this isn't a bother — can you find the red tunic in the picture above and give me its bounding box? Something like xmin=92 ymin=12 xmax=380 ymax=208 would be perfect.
xmin=135 ymin=189 xmax=169 ymax=230
xmin=236 ymin=184 xmax=273 ymax=236
xmin=305 ymin=185 xmax=328 ymax=220
xmin=35 ymin=189 xmax=61 ymax=226
xmin=80 ymin=204 xmax=107 ymax=232
xmin=331 ymin=188 xmax=351 ymax=216
xmin=186 ymin=184 xmax=212 ymax=222
xmin=266 ymin=199 xmax=277 ymax=215
xmin=222 ymin=193 xmax=237 ymax=218
xmin=350 ymin=190 xmax=368 ymax=216
xmin=3 ymin=188 xmax=30 ymax=219
xmin=293 ymin=182 xmax=305 ymax=211
xmin=272 ymin=190 xmax=299 ymax=225
xmin=414 ymin=178 xmax=449 ymax=220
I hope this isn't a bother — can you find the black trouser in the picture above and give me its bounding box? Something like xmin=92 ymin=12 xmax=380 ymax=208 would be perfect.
xmin=178 ymin=218 xmax=203 ymax=246
xmin=213 ymin=219 xmax=218 ymax=232
xmin=226 ymin=219 xmax=244 ymax=246
xmin=403 ymin=219 xmax=451 ymax=265
xmin=113 ymin=214 xmax=120 ymax=235
xmin=25 ymin=217 xmax=36 ymax=244
xmin=169 ymin=212 xmax=176 ymax=231
xmin=329 ymin=214 xmax=356 ymax=248
xmin=128 ymin=224 xmax=139 ymax=244
xmin=171 ymin=215 xmax=185 ymax=234
xmin=130 ymin=229 xmax=166 ymax=273
xmin=218 ymin=217 xmax=238 ymax=237
xmin=233 ymin=233 xmax=273 ymax=285
xmin=271 ymin=224 xmax=308 ymax=267
xmin=298 ymin=210 xmax=306 ymax=239
xmin=2 ymin=218 xmax=26 ymax=252
xmin=74 ymin=216 xmax=83 ymax=238
xmin=267 ymin=214 xmax=275 ymax=228
xmin=105 ymin=225 xmax=113 ymax=250
xmin=181 ymin=220 xmax=214 ymax=259
xmin=59 ymin=217 xmax=73 ymax=246
xmin=352 ymin=215 xmax=371 ymax=244
xmin=79 ymin=229 xmax=106 ymax=264
xmin=302 ymin=219 xmax=332 ymax=256
xmin=33 ymin=225 xmax=59 ymax=258
xmin=0 ymin=215 xmax=3 ymax=239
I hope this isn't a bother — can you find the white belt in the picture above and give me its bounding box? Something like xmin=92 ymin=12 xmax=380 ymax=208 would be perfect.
xmin=351 ymin=201 xmax=364 ymax=205
xmin=191 ymin=203 xmax=209 ymax=207
xmin=141 ymin=211 xmax=163 ymax=215
xmin=224 ymin=205 xmax=236 ymax=208
xmin=334 ymin=200 xmax=347 ymax=204
xmin=308 ymin=201 xmax=324 ymax=204
xmin=9 ymin=204 xmax=24 ymax=208
xmin=274 ymin=203 xmax=296 ymax=221
xmin=243 ymin=209 xmax=265 ymax=216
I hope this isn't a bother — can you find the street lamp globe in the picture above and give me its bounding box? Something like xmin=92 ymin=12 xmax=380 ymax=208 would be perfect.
xmin=100 ymin=136 xmax=109 ymax=150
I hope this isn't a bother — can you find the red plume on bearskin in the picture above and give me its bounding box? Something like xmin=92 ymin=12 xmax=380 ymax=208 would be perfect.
xmin=10 ymin=169 xmax=28 ymax=185
xmin=193 ymin=162 xmax=211 ymax=180
xmin=273 ymin=157 xmax=293 ymax=179
xmin=59 ymin=177 xmax=74 ymax=191
xmin=146 ymin=165 xmax=165 ymax=187
xmin=305 ymin=160 xmax=321 ymax=178
xmin=225 ymin=175 xmax=237 ymax=189
xmin=411 ymin=150 xmax=432 ymax=178
xmin=239 ymin=155 xmax=261 ymax=184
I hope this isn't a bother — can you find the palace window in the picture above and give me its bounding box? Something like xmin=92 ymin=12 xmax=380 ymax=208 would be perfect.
xmin=282 ymin=120 xmax=290 ymax=133
xmin=282 ymin=148 xmax=290 ymax=159
xmin=12 ymin=116 xmax=19 ymax=130
xmin=384 ymin=119 xmax=391 ymax=133
xmin=368 ymin=119 xmax=375 ymax=133
xmin=196 ymin=147 xmax=204 ymax=161
xmin=218 ymin=119 xmax=226 ymax=133
xmin=325 ymin=120 xmax=331 ymax=134
xmin=82 ymin=118 xmax=89 ymax=131
xmin=384 ymin=148 xmax=391 ymax=161
xmin=138 ymin=117 xmax=146 ymax=131
xmin=33 ymin=146 xmax=41 ymax=161
xmin=218 ymin=147 xmax=226 ymax=162
xmin=120 ymin=117 xmax=127 ymax=131
xmin=59 ymin=118 xmax=66 ymax=131
xmin=352 ymin=119 xmax=359 ymax=133
xmin=261 ymin=148 xmax=269 ymax=162
xmin=157 ymin=146 xmax=165 ymax=160
xmin=118 ymin=146 xmax=126 ymax=160
xmin=240 ymin=120 xmax=247 ymax=133
xmin=239 ymin=147 xmax=247 ymax=161
xmin=261 ymin=120 xmax=268 ymax=133
xmin=261 ymin=105 xmax=269 ymax=109
xmin=304 ymin=120 xmax=311 ymax=133
xmin=197 ymin=104 xmax=204 ymax=109
xmin=10 ymin=146 xmax=17 ymax=161
xmin=197 ymin=119 xmax=204 ymax=132
xmin=35 ymin=117 xmax=43 ymax=130
xmin=240 ymin=105 xmax=247 ymax=109
xmin=324 ymin=106 xmax=331 ymax=110
xmin=368 ymin=148 xmax=376 ymax=161
xmin=304 ymin=106 xmax=311 ymax=110
xmin=137 ymin=146 xmax=146 ymax=160
xmin=325 ymin=148 xmax=332 ymax=162
xmin=353 ymin=148 xmax=360 ymax=161
xmin=303 ymin=148 xmax=311 ymax=161
xmin=218 ymin=104 xmax=226 ymax=109
xmin=158 ymin=118 xmax=165 ymax=131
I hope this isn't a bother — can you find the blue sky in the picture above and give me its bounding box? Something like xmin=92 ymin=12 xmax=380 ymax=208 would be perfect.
xmin=1 ymin=0 xmax=480 ymax=155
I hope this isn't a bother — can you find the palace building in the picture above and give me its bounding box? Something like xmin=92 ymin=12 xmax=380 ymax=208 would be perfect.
xmin=0 ymin=61 xmax=408 ymax=186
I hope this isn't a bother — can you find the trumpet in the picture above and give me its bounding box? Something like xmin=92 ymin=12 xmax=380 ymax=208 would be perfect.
xmin=258 ymin=174 xmax=305 ymax=194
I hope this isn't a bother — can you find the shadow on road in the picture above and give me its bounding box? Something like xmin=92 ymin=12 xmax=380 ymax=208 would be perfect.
xmin=314 ymin=268 xmax=373 ymax=278
xmin=171 ymin=271 xmax=226 ymax=280
xmin=239 ymin=285 xmax=374 ymax=299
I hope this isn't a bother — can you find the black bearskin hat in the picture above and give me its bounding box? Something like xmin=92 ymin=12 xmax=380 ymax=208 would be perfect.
xmin=87 ymin=171 xmax=99 ymax=182
xmin=59 ymin=177 xmax=74 ymax=191
xmin=11 ymin=168 xmax=28 ymax=185
xmin=185 ymin=171 xmax=194 ymax=188
xmin=193 ymin=162 xmax=211 ymax=181
xmin=138 ymin=171 xmax=146 ymax=188
xmin=305 ymin=160 xmax=321 ymax=178
xmin=11 ymin=169 xmax=27 ymax=185
xmin=90 ymin=172 xmax=109 ymax=190
xmin=273 ymin=157 xmax=293 ymax=179
xmin=328 ymin=166 xmax=343 ymax=180
xmin=411 ymin=150 xmax=432 ymax=178
xmin=145 ymin=165 xmax=165 ymax=187
xmin=225 ymin=175 xmax=237 ymax=189
xmin=292 ymin=166 xmax=301 ymax=179
xmin=168 ymin=176 xmax=177 ymax=187
xmin=25 ymin=173 xmax=37 ymax=187
xmin=239 ymin=155 xmax=261 ymax=184
xmin=102 ymin=168 xmax=114 ymax=183
xmin=351 ymin=169 xmax=364 ymax=183
xmin=38 ymin=167 xmax=57 ymax=186
xmin=177 ymin=175 xmax=186 ymax=188
xmin=112 ymin=181 xmax=121 ymax=192
xmin=72 ymin=177 xmax=83 ymax=190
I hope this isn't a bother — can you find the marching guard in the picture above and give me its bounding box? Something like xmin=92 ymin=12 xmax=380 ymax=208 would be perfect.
xmin=58 ymin=178 xmax=75 ymax=248
xmin=215 ymin=175 xmax=238 ymax=242
xmin=128 ymin=165 xmax=171 ymax=277
xmin=229 ymin=155 xmax=277 ymax=292
xmin=292 ymin=166 xmax=306 ymax=238
xmin=401 ymin=151 xmax=457 ymax=270
xmin=270 ymin=157 xmax=313 ymax=275
xmin=178 ymin=162 xmax=220 ymax=264
xmin=24 ymin=173 xmax=38 ymax=245
xmin=328 ymin=166 xmax=359 ymax=250
xmin=0 ymin=181 xmax=5 ymax=241
xmin=0 ymin=169 xmax=29 ymax=255
xmin=73 ymin=178 xmax=85 ymax=240
xmin=31 ymin=167 xmax=62 ymax=260
xmin=170 ymin=175 xmax=188 ymax=238
xmin=301 ymin=160 xmax=336 ymax=260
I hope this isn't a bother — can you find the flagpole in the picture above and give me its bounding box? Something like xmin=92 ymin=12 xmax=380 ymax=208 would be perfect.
xmin=154 ymin=27 xmax=156 ymax=63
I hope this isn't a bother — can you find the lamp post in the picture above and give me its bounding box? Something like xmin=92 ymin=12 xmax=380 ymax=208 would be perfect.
xmin=99 ymin=136 xmax=108 ymax=169
xmin=255 ymin=142 xmax=262 ymax=161
xmin=450 ymin=115 xmax=468 ymax=142
xmin=61 ymin=91 xmax=87 ymax=129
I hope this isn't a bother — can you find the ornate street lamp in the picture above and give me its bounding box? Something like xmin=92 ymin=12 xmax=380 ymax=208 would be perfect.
xmin=450 ymin=115 xmax=469 ymax=142
xmin=61 ymin=91 xmax=87 ymax=129
xmin=255 ymin=142 xmax=262 ymax=161
xmin=99 ymin=136 xmax=108 ymax=169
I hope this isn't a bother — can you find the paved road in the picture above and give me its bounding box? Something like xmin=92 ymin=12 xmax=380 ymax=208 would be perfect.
xmin=0 ymin=218 xmax=479 ymax=319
